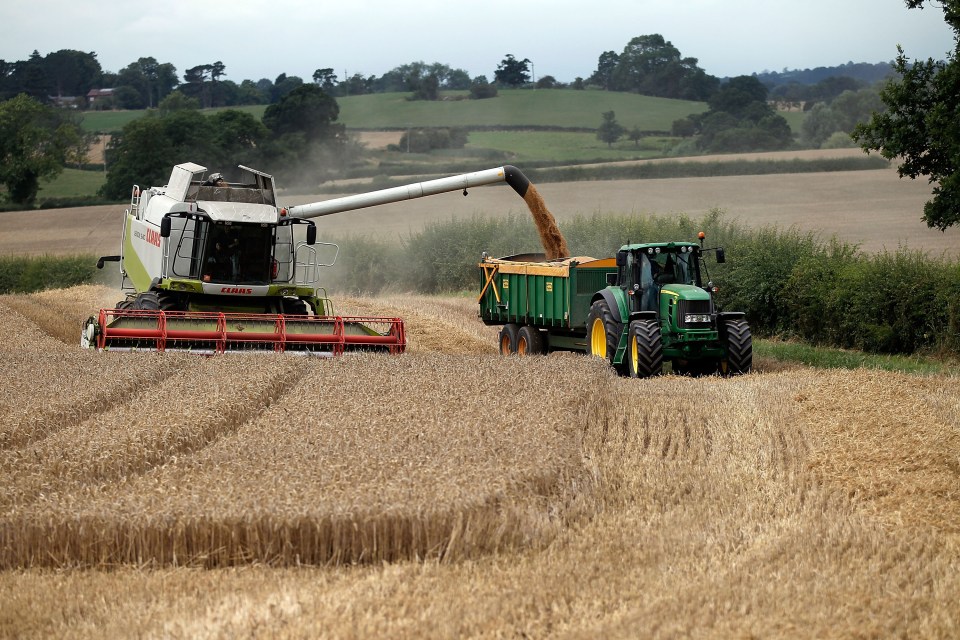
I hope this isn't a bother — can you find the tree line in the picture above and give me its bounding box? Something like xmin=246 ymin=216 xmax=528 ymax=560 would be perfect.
xmin=2 ymin=1 xmax=958 ymax=231
xmin=0 ymin=34 xmax=885 ymax=111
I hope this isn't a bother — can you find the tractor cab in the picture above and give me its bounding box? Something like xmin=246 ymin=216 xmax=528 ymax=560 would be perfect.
xmin=616 ymin=243 xmax=704 ymax=314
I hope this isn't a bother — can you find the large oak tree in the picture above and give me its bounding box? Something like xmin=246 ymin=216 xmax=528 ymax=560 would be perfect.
xmin=853 ymin=0 xmax=960 ymax=230
xmin=0 ymin=94 xmax=86 ymax=206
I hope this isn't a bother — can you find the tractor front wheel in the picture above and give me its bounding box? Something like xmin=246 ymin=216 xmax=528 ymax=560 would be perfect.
xmin=626 ymin=319 xmax=663 ymax=378
xmin=720 ymin=318 xmax=752 ymax=376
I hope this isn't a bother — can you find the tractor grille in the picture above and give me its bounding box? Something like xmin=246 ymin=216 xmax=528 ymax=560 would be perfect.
xmin=677 ymin=299 xmax=715 ymax=328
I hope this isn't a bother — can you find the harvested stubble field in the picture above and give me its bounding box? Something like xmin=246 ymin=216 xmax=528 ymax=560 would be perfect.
xmin=1 ymin=284 xmax=958 ymax=638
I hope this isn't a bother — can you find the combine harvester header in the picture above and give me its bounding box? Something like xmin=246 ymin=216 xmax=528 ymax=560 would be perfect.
xmin=83 ymin=163 xmax=538 ymax=355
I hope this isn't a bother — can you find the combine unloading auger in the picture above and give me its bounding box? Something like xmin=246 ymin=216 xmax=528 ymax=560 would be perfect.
xmin=83 ymin=163 xmax=533 ymax=355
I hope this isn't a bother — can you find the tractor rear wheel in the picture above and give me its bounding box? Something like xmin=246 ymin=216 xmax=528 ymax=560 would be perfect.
xmin=626 ymin=319 xmax=663 ymax=378
xmin=517 ymin=325 xmax=545 ymax=355
xmin=499 ymin=323 xmax=520 ymax=355
xmin=720 ymin=318 xmax=752 ymax=376
xmin=587 ymin=300 xmax=624 ymax=373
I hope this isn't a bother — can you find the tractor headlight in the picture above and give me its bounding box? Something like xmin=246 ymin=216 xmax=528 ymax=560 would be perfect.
xmin=685 ymin=313 xmax=712 ymax=324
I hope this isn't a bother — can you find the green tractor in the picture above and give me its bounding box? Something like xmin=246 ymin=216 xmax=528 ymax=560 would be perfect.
xmin=588 ymin=236 xmax=751 ymax=377
xmin=479 ymin=233 xmax=751 ymax=377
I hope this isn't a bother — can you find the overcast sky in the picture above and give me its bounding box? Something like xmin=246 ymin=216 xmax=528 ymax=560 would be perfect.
xmin=1 ymin=0 xmax=956 ymax=84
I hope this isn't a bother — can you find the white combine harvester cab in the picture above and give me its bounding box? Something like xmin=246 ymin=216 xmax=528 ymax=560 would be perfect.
xmin=121 ymin=163 xmax=325 ymax=299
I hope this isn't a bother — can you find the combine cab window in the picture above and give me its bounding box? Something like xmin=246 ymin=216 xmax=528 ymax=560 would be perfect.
xmin=201 ymin=223 xmax=274 ymax=285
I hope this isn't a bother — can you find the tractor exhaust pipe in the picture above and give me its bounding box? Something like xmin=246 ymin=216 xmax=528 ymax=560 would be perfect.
xmin=285 ymin=165 xmax=531 ymax=219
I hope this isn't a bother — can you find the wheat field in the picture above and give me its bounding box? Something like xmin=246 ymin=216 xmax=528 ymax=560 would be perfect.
xmin=0 ymin=285 xmax=958 ymax=638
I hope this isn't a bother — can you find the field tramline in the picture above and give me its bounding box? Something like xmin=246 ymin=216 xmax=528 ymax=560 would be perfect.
xmin=0 ymin=284 xmax=957 ymax=636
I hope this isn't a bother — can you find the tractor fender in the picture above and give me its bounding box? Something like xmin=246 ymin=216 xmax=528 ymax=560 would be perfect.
xmin=717 ymin=311 xmax=746 ymax=322
xmin=629 ymin=310 xmax=658 ymax=322
xmin=592 ymin=287 xmax=629 ymax=324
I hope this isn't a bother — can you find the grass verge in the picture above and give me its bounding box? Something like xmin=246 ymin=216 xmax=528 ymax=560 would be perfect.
xmin=755 ymin=338 xmax=959 ymax=375
xmin=0 ymin=254 xmax=98 ymax=294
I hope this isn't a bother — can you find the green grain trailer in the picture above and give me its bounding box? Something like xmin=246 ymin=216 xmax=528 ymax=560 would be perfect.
xmin=478 ymin=238 xmax=751 ymax=378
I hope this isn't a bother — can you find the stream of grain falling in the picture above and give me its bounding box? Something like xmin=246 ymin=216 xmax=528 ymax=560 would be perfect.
xmin=523 ymin=183 xmax=569 ymax=260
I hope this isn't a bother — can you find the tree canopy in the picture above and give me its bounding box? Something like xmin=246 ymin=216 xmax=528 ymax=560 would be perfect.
xmin=494 ymin=55 xmax=531 ymax=87
xmin=99 ymin=105 xmax=267 ymax=200
xmin=854 ymin=0 xmax=960 ymax=230
xmin=680 ymin=76 xmax=794 ymax=153
xmin=262 ymin=84 xmax=340 ymax=142
xmin=596 ymin=111 xmax=625 ymax=147
xmin=591 ymin=35 xmax=718 ymax=100
xmin=0 ymin=94 xmax=86 ymax=205
xmin=0 ymin=49 xmax=103 ymax=102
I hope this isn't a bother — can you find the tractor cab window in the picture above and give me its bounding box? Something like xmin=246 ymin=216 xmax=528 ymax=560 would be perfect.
xmin=639 ymin=253 xmax=657 ymax=312
xmin=651 ymin=251 xmax=696 ymax=287
xmin=201 ymin=224 xmax=274 ymax=285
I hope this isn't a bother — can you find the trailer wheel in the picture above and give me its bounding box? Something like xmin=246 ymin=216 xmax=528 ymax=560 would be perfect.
xmin=720 ymin=319 xmax=752 ymax=376
xmin=517 ymin=325 xmax=545 ymax=355
xmin=587 ymin=300 xmax=623 ymax=372
xmin=499 ymin=323 xmax=520 ymax=355
xmin=626 ymin=319 xmax=663 ymax=378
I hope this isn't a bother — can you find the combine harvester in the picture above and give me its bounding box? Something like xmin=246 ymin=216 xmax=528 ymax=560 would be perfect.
xmin=83 ymin=163 xmax=535 ymax=355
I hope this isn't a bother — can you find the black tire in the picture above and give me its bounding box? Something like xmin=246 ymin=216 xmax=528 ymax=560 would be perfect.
xmin=499 ymin=323 xmax=520 ymax=355
xmin=720 ymin=319 xmax=752 ymax=376
xmin=587 ymin=299 xmax=624 ymax=372
xmin=130 ymin=291 xmax=183 ymax=311
xmin=517 ymin=325 xmax=545 ymax=355
xmin=626 ymin=319 xmax=663 ymax=378
xmin=281 ymin=297 xmax=312 ymax=316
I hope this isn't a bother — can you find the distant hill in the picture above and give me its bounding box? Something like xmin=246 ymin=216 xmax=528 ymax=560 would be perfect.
xmin=747 ymin=61 xmax=895 ymax=87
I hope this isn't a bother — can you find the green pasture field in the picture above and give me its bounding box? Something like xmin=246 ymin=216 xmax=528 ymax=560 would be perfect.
xmin=754 ymin=339 xmax=960 ymax=375
xmin=465 ymin=130 xmax=674 ymax=163
xmin=336 ymin=89 xmax=707 ymax=131
xmin=80 ymin=89 xmax=709 ymax=133
xmin=78 ymin=110 xmax=149 ymax=133
xmin=39 ymin=168 xmax=106 ymax=198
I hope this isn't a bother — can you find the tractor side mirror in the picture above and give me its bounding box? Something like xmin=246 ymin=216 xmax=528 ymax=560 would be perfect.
xmin=306 ymin=224 xmax=317 ymax=245
xmin=606 ymin=272 xmax=618 ymax=286
xmin=716 ymin=248 xmax=726 ymax=264
xmin=615 ymin=250 xmax=627 ymax=267
xmin=160 ymin=216 xmax=172 ymax=238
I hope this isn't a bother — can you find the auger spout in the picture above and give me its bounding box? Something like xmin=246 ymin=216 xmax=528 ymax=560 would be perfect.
xmin=286 ymin=165 xmax=531 ymax=219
